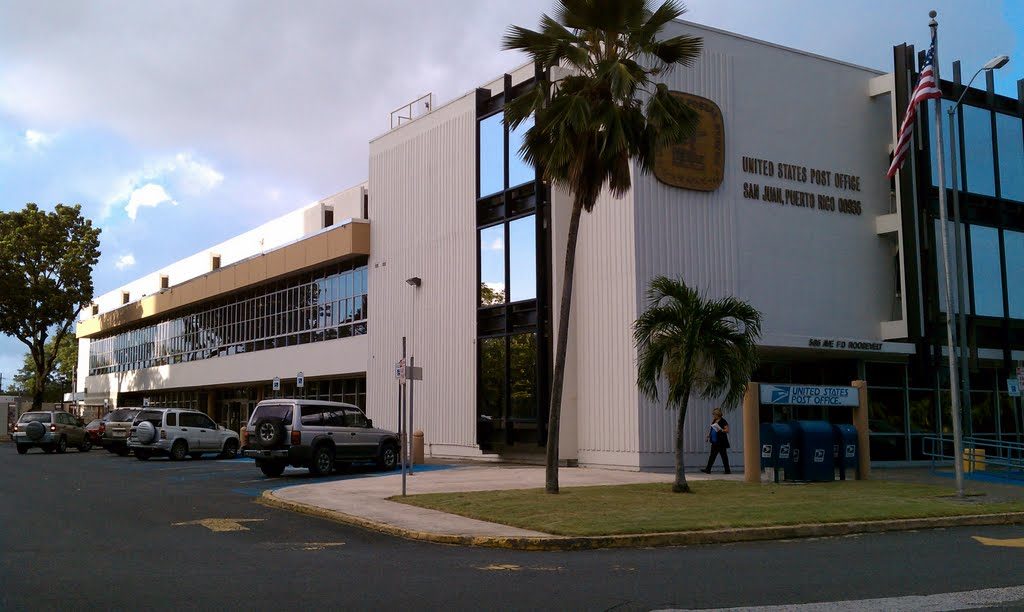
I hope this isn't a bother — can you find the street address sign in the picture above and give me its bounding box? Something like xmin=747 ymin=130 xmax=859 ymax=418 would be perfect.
xmin=1009 ymin=378 xmax=1022 ymax=398
xmin=297 ymin=372 xmax=304 ymax=388
xmin=272 ymin=377 xmax=281 ymax=391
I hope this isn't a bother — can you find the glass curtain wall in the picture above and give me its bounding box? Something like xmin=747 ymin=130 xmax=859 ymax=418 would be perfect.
xmin=476 ymin=79 xmax=548 ymax=451
xmin=89 ymin=259 xmax=368 ymax=376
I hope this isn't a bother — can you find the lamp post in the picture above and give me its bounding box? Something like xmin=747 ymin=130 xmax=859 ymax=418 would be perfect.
xmin=946 ymin=53 xmax=1010 ymax=461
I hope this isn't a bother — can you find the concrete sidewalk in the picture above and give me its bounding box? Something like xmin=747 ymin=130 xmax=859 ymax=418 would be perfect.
xmin=259 ymin=464 xmax=1024 ymax=550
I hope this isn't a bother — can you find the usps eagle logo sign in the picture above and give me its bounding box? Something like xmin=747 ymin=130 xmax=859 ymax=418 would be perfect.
xmin=770 ymin=386 xmax=791 ymax=404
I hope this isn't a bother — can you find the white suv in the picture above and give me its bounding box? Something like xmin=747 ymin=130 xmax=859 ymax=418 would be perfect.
xmin=128 ymin=408 xmax=240 ymax=461
xmin=242 ymin=399 xmax=399 ymax=477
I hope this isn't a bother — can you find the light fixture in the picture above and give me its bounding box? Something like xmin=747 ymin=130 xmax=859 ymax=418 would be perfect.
xmin=405 ymin=277 xmax=422 ymax=287
xmin=982 ymin=55 xmax=1009 ymax=71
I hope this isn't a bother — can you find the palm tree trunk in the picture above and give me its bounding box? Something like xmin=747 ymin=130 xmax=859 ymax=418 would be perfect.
xmin=673 ymin=395 xmax=691 ymax=493
xmin=545 ymin=200 xmax=584 ymax=494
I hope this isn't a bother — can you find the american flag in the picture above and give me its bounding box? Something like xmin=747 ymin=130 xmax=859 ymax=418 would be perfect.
xmin=886 ymin=35 xmax=943 ymax=179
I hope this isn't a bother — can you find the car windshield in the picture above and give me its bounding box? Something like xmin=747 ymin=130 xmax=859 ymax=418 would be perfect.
xmin=109 ymin=409 xmax=140 ymax=422
xmin=18 ymin=412 xmax=51 ymax=424
xmin=251 ymin=404 xmax=291 ymax=422
xmin=134 ymin=410 xmax=164 ymax=427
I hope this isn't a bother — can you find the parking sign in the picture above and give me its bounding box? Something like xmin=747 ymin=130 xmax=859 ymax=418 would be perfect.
xmin=1010 ymin=378 xmax=1022 ymax=398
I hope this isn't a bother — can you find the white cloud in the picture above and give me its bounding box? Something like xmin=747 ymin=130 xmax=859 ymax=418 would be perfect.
xmin=114 ymin=253 xmax=136 ymax=270
xmin=103 ymin=152 xmax=222 ymax=220
xmin=24 ymin=128 xmax=53 ymax=149
xmin=125 ymin=183 xmax=176 ymax=220
xmin=488 ymin=236 xmax=503 ymax=251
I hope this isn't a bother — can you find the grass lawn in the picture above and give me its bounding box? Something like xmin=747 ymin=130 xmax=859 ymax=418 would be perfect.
xmin=391 ymin=480 xmax=1024 ymax=536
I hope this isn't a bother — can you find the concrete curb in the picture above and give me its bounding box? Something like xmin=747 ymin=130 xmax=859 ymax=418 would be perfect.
xmin=258 ymin=490 xmax=1024 ymax=551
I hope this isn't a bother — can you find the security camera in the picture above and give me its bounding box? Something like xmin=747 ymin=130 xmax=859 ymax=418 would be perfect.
xmin=406 ymin=277 xmax=422 ymax=287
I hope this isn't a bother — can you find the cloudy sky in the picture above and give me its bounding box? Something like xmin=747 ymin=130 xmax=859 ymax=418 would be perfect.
xmin=0 ymin=0 xmax=1021 ymax=385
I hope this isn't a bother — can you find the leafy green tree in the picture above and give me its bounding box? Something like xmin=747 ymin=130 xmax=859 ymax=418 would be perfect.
xmin=633 ymin=276 xmax=761 ymax=493
xmin=9 ymin=334 xmax=78 ymax=403
xmin=0 ymin=204 xmax=100 ymax=409
xmin=503 ymin=0 xmax=703 ymax=492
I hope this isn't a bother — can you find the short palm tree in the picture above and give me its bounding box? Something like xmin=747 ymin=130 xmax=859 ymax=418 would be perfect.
xmin=634 ymin=276 xmax=762 ymax=493
xmin=504 ymin=0 xmax=703 ymax=493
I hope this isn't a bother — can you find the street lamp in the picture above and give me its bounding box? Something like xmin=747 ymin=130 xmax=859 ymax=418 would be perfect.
xmin=937 ymin=52 xmax=1011 ymax=499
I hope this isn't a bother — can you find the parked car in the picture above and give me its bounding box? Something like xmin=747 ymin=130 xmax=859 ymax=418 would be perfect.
xmin=101 ymin=408 xmax=142 ymax=455
xmin=128 ymin=408 xmax=240 ymax=461
xmin=242 ymin=399 xmax=399 ymax=477
xmin=84 ymin=418 xmax=107 ymax=446
xmin=12 ymin=410 xmax=92 ymax=454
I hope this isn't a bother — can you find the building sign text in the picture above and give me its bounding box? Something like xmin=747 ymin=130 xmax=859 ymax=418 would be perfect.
xmin=741 ymin=156 xmax=862 ymax=216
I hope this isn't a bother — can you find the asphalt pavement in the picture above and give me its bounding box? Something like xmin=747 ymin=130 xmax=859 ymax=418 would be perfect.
xmin=4 ymin=444 xmax=1024 ymax=611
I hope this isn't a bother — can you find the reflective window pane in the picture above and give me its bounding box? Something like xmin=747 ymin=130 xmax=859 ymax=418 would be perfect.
xmin=996 ymin=113 xmax=1024 ymax=202
xmin=478 ymin=338 xmax=506 ymax=419
xmin=929 ymin=99 xmax=955 ymax=189
xmin=508 ymin=114 xmax=534 ymax=189
xmin=868 ymin=388 xmax=906 ymax=435
xmin=962 ymin=105 xmax=996 ymax=197
xmin=509 ymin=333 xmax=537 ymax=420
xmin=970 ymin=225 xmax=1004 ymax=317
xmin=1006 ymin=229 xmax=1024 ymax=319
xmin=479 ymin=224 xmax=505 ymax=305
xmin=479 ymin=114 xmax=504 ymax=198
xmin=508 ymin=215 xmax=536 ymax=302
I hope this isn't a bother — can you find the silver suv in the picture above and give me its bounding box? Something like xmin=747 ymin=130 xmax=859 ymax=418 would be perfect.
xmin=12 ymin=411 xmax=92 ymax=454
xmin=128 ymin=408 xmax=240 ymax=461
xmin=242 ymin=399 xmax=399 ymax=477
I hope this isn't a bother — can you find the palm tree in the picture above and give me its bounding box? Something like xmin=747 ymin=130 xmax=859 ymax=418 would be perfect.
xmin=634 ymin=276 xmax=762 ymax=493
xmin=504 ymin=0 xmax=703 ymax=493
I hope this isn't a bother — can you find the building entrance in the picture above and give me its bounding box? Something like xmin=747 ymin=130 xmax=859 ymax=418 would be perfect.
xmin=217 ymin=400 xmax=252 ymax=434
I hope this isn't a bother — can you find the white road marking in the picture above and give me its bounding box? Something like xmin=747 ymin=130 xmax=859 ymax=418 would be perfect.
xmin=172 ymin=518 xmax=266 ymax=532
xmin=657 ymin=585 xmax=1024 ymax=611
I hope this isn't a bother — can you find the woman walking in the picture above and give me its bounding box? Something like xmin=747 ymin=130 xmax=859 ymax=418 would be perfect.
xmin=701 ymin=408 xmax=731 ymax=474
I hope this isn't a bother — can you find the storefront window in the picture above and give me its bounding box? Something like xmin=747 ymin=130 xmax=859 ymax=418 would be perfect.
xmin=479 ymin=338 xmax=506 ymax=420
xmin=970 ymin=225 xmax=1004 ymax=317
xmin=508 ymin=215 xmax=536 ymax=302
xmin=961 ymin=105 xmax=996 ymax=197
xmin=908 ymin=389 xmax=937 ymax=435
xmin=868 ymin=388 xmax=906 ymax=435
xmin=996 ymin=113 xmax=1024 ymax=202
xmin=971 ymin=391 xmax=997 ymax=437
xmin=479 ymin=113 xmax=504 ymax=197
xmin=1005 ymin=229 xmax=1024 ymax=319
xmin=479 ymin=224 xmax=505 ymax=305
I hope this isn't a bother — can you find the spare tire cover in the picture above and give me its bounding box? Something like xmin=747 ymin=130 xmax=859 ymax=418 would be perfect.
xmin=25 ymin=421 xmax=45 ymax=441
xmin=253 ymin=418 xmax=285 ymax=449
xmin=135 ymin=421 xmax=157 ymax=444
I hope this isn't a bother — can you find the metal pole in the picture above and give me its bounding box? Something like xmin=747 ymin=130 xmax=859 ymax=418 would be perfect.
xmin=948 ymin=107 xmax=972 ymax=437
xmin=401 ymin=336 xmax=407 ymax=496
xmin=930 ymin=11 xmax=965 ymax=497
xmin=403 ymin=354 xmax=411 ymax=474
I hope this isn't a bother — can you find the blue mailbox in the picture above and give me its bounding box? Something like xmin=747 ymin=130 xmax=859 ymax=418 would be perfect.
xmin=759 ymin=422 xmax=795 ymax=483
xmin=831 ymin=424 xmax=859 ymax=480
xmin=787 ymin=420 xmax=835 ymax=482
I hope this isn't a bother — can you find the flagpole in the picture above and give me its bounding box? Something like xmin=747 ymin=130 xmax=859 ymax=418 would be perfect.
xmin=929 ymin=10 xmax=965 ymax=498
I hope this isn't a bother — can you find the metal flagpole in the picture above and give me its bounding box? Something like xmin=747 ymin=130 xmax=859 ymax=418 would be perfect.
xmin=929 ymin=10 xmax=965 ymax=497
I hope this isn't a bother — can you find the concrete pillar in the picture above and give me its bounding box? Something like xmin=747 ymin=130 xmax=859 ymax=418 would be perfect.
xmin=206 ymin=392 xmax=216 ymax=418
xmin=851 ymin=380 xmax=871 ymax=480
xmin=743 ymin=382 xmax=760 ymax=483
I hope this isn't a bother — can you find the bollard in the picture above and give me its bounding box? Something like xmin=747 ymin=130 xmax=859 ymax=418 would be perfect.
xmin=413 ymin=430 xmax=424 ymax=464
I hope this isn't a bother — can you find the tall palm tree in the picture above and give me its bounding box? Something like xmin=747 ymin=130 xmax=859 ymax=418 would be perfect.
xmin=634 ymin=276 xmax=762 ymax=493
xmin=504 ymin=0 xmax=703 ymax=493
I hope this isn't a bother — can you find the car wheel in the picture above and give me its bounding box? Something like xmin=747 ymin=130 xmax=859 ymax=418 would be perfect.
xmin=25 ymin=421 xmax=45 ymax=442
xmin=169 ymin=440 xmax=188 ymax=461
xmin=16 ymin=444 xmax=28 ymax=455
xmin=79 ymin=438 xmax=92 ymax=452
xmin=308 ymin=445 xmax=334 ymax=476
xmin=55 ymin=436 xmax=68 ymax=454
xmin=219 ymin=439 xmax=239 ymax=459
xmin=258 ymin=461 xmax=286 ymax=477
xmin=135 ymin=450 xmax=152 ymax=461
xmin=377 ymin=443 xmax=399 ymax=471
xmin=189 ymin=452 xmax=203 ymax=460
xmin=135 ymin=421 xmax=157 ymax=444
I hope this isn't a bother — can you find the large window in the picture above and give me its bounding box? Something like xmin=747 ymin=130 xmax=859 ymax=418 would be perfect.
xmin=1006 ymin=229 xmax=1024 ymax=319
xmin=89 ymin=260 xmax=368 ymax=376
xmin=961 ymin=105 xmax=996 ymax=197
xmin=969 ymin=225 xmax=1004 ymax=317
xmin=996 ymin=113 xmax=1024 ymax=202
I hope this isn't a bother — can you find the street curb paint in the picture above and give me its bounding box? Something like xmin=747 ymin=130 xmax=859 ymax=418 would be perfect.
xmin=258 ymin=490 xmax=1024 ymax=551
